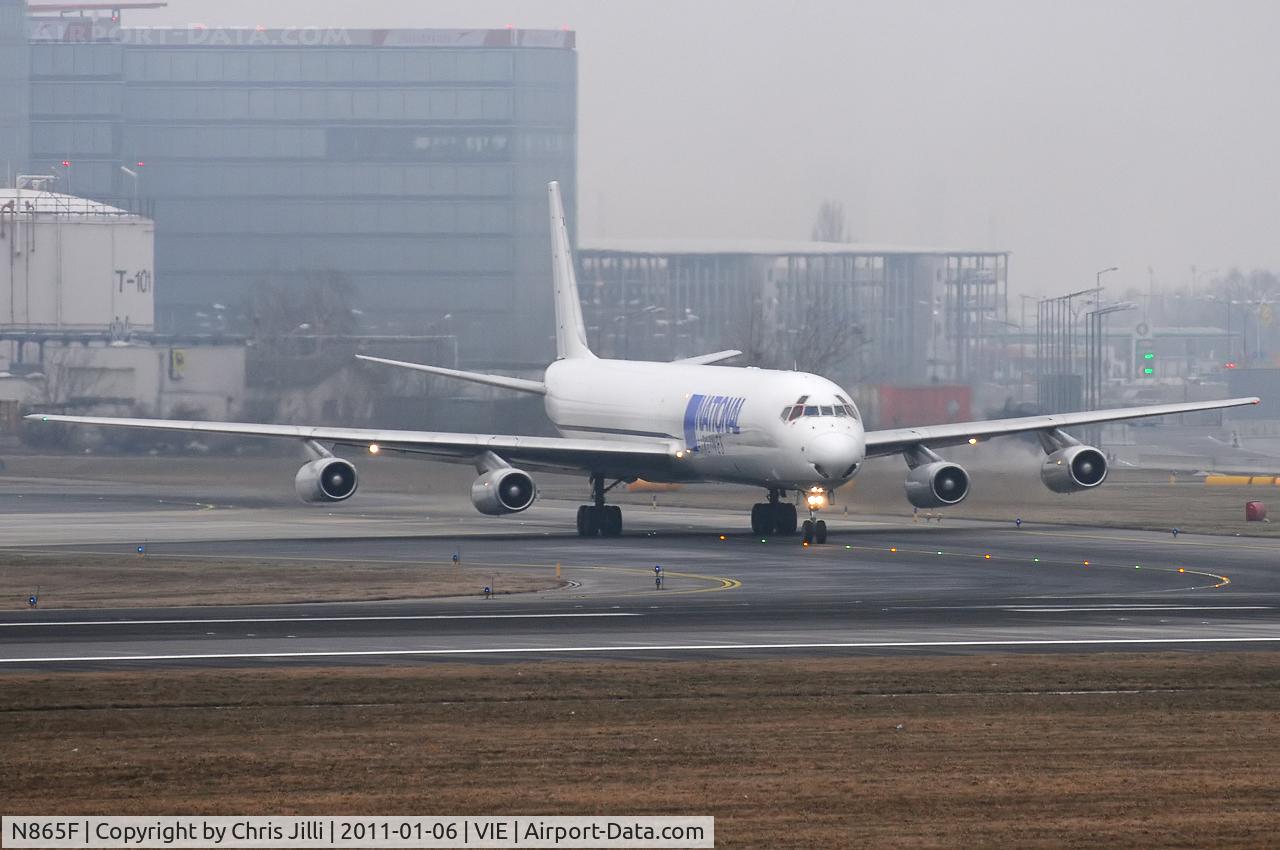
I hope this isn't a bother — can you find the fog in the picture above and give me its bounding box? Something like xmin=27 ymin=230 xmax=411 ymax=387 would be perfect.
xmin=140 ymin=0 xmax=1280 ymax=297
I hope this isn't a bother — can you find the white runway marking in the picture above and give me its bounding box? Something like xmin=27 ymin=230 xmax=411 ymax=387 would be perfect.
xmin=1009 ymin=606 xmax=1271 ymax=613
xmin=3 ymin=636 xmax=1280 ymax=664
xmin=0 ymin=612 xmax=640 ymax=628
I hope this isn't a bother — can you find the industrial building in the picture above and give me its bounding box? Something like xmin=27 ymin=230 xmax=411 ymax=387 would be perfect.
xmin=577 ymin=239 xmax=1009 ymax=391
xmin=0 ymin=181 xmax=153 ymax=334
xmin=0 ymin=1 xmax=577 ymax=364
xmin=0 ymin=180 xmax=245 ymax=429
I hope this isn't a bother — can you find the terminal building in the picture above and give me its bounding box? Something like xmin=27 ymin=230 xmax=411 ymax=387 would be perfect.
xmin=0 ymin=1 xmax=577 ymax=364
xmin=577 ymin=239 xmax=1010 ymax=391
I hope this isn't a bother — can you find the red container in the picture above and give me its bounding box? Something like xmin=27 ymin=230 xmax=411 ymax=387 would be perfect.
xmin=876 ymin=385 xmax=972 ymax=428
xmin=1246 ymin=501 xmax=1267 ymax=522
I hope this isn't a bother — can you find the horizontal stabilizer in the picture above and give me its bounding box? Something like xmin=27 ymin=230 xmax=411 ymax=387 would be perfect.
xmin=355 ymin=355 xmax=546 ymax=395
xmin=675 ymin=350 xmax=743 ymax=366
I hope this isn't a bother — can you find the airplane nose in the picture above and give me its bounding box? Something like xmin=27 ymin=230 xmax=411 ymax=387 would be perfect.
xmin=808 ymin=431 xmax=864 ymax=480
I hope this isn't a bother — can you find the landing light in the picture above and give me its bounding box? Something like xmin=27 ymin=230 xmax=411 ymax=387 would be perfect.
xmin=675 ymin=450 xmax=685 ymax=459
xmin=806 ymin=493 xmax=826 ymax=508
xmin=968 ymin=438 xmax=978 ymax=445
xmin=368 ymin=443 xmax=380 ymax=454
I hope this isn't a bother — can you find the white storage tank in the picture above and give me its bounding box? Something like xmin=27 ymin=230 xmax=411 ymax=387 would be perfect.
xmin=0 ymin=186 xmax=155 ymax=334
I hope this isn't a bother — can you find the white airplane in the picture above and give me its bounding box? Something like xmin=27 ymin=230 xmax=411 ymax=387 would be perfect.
xmin=29 ymin=183 xmax=1260 ymax=543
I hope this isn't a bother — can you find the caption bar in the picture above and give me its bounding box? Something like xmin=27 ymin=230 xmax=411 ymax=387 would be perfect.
xmin=2 ymin=817 xmax=713 ymax=849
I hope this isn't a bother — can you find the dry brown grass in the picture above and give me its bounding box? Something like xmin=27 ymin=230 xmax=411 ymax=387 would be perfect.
xmin=0 ymin=552 xmax=562 ymax=609
xmin=3 ymin=653 xmax=1279 ymax=848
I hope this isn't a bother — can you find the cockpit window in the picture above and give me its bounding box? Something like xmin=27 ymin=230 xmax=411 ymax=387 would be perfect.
xmin=803 ymin=406 xmax=819 ymax=416
xmin=781 ymin=405 xmax=803 ymax=421
xmin=819 ymin=405 xmax=834 ymax=416
xmin=833 ymin=406 xmax=847 ymax=417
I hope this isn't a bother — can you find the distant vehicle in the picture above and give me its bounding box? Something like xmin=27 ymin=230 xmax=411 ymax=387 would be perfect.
xmin=30 ymin=184 xmax=1261 ymax=544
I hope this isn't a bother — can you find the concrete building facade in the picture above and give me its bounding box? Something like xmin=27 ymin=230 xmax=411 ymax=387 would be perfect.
xmin=577 ymin=239 xmax=1009 ymax=389
xmin=6 ymin=11 xmax=577 ymax=364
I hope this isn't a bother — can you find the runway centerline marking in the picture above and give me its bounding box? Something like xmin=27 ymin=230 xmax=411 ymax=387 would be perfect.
xmin=0 ymin=613 xmax=641 ymax=628
xmin=4 ymin=636 xmax=1280 ymax=664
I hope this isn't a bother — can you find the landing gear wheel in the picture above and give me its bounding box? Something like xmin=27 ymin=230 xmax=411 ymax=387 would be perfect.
xmin=578 ymin=504 xmax=601 ymax=537
xmin=801 ymin=519 xmax=814 ymax=544
xmin=779 ymin=503 xmax=798 ymax=536
xmin=601 ymin=505 xmax=623 ymax=537
xmin=814 ymin=519 xmax=828 ymax=544
xmin=750 ymin=503 xmax=768 ymax=535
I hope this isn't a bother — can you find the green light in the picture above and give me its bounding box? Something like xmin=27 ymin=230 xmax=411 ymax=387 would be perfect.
xmin=1033 ymin=558 xmax=1040 ymax=563
xmin=1143 ymin=367 xmax=1155 ymax=375
xmin=1143 ymin=352 xmax=1155 ymax=360
xmin=760 ymin=538 xmax=767 ymax=544
xmin=844 ymin=545 xmax=852 ymax=550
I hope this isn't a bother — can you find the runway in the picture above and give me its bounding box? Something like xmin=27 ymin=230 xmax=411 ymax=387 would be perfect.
xmin=1 ymin=470 xmax=1279 ymax=668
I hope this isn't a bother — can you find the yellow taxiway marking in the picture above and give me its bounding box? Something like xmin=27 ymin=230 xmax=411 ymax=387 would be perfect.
xmin=574 ymin=564 xmax=742 ymax=596
xmin=832 ymin=542 xmax=1231 ymax=590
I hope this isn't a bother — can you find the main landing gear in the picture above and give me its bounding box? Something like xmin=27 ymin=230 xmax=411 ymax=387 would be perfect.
xmin=576 ymin=474 xmax=623 ymax=537
xmin=750 ymin=488 xmax=799 ymax=537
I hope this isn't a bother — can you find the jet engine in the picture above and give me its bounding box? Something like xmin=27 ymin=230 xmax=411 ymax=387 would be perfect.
xmin=1040 ymin=445 xmax=1108 ymax=493
xmin=294 ymin=457 xmax=358 ymax=503
xmin=905 ymin=461 xmax=970 ymax=508
xmin=470 ymin=468 xmax=537 ymax=515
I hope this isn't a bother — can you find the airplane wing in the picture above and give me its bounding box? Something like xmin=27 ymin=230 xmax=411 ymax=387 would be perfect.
xmin=24 ymin=415 xmax=679 ymax=478
xmin=863 ymin=397 xmax=1260 ymax=458
xmin=675 ymin=350 xmax=743 ymax=366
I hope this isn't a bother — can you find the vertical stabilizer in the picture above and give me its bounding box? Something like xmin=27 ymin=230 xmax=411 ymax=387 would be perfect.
xmin=548 ymin=181 xmax=596 ymax=360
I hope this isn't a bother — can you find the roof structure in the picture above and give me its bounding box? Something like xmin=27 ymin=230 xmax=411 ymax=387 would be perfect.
xmin=0 ymin=189 xmax=146 ymax=220
xmin=579 ymin=237 xmax=1006 ymax=257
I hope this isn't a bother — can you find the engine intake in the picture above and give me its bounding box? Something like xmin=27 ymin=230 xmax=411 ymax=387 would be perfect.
xmin=470 ymin=468 xmax=537 ymax=515
xmin=905 ymin=461 xmax=970 ymax=508
xmin=1041 ymin=445 xmax=1108 ymax=493
xmin=295 ymin=457 xmax=358 ymax=503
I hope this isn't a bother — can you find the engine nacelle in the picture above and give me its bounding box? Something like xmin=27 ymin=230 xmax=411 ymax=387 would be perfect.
xmin=1041 ymin=445 xmax=1108 ymax=493
xmin=905 ymin=461 xmax=970 ymax=508
xmin=470 ymin=468 xmax=537 ymax=515
xmin=294 ymin=457 xmax=358 ymax=503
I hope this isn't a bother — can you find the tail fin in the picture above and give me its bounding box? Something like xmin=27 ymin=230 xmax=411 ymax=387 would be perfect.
xmin=548 ymin=181 xmax=596 ymax=360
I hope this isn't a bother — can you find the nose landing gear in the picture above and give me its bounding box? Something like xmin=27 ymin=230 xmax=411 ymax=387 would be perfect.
xmin=801 ymin=518 xmax=828 ymax=545
xmin=750 ymin=488 xmax=798 ymax=536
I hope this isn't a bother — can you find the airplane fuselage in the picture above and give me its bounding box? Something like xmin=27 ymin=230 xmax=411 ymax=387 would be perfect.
xmin=544 ymin=358 xmax=866 ymax=490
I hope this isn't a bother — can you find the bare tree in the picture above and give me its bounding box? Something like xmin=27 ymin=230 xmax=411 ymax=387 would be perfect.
xmin=246 ymin=269 xmax=362 ymax=395
xmin=811 ymin=199 xmax=852 ymax=243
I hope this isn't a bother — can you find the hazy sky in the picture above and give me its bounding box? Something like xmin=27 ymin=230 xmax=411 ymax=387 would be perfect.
xmin=136 ymin=0 xmax=1280 ymax=297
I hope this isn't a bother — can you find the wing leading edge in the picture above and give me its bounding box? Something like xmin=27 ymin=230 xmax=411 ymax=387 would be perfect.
xmin=863 ymin=397 xmax=1260 ymax=458
xmin=25 ymin=414 xmax=679 ymax=478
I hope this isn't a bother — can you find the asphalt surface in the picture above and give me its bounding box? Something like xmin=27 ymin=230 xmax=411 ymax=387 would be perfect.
xmin=1 ymin=476 xmax=1279 ymax=669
